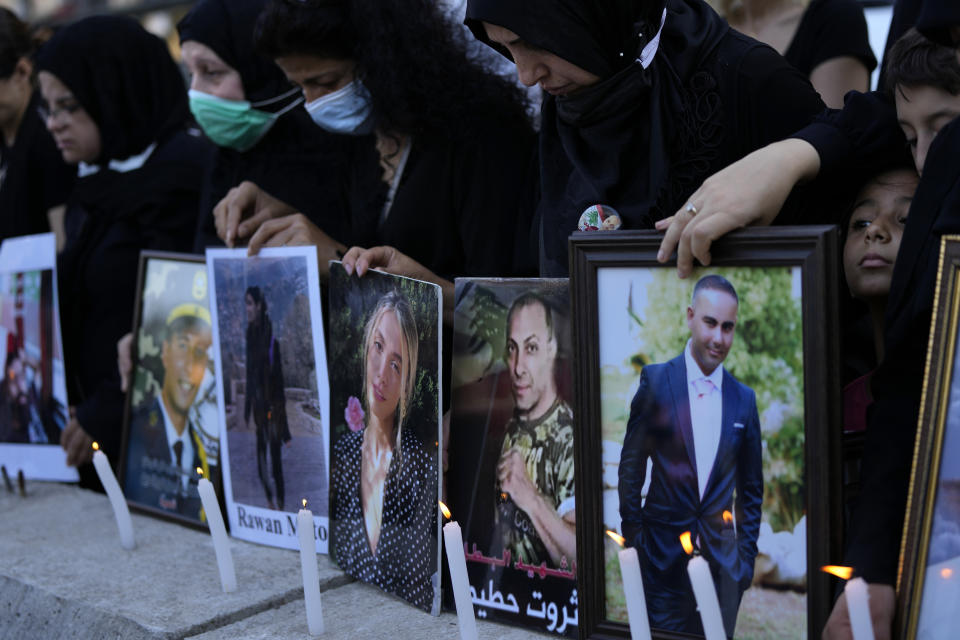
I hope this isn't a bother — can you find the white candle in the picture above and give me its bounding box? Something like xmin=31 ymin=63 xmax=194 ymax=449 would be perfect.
xmin=687 ymin=555 xmax=726 ymax=640
xmin=618 ymin=546 xmax=652 ymax=640
xmin=442 ymin=520 xmax=478 ymax=640
xmin=297 ymin=504 xmax=324 ymax=636
xmin=845 ymin=577 xmax=875 ymax=640
xmin=91 ymin=448 xmax=135 ymax=550
xmin=197 ymin=477 xmax=236 ymax=592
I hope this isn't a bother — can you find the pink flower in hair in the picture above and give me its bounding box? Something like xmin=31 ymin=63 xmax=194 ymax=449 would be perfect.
xmin=345 ymin=396 xmax=365 ymax=432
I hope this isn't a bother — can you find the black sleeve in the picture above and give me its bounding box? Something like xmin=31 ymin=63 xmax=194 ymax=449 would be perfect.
xmin=792 ymin=90 xmax=910 ymax=179
xmin=400 ymin=441 xmax=439 ymax=611
xmin=452 ymin=124 xmax=539 ymax=278
xmin=193 ymin=145 xmax=228 ymax=253
xmin=733 ymin=42 xmax=827 ymax=155
xmin=792 ymin=0 xmax=878 ymax=74
xmin=619 ymin=370 xmax=653 ymax=550
xmin=271 ymin=338 xmax=291 ymax=443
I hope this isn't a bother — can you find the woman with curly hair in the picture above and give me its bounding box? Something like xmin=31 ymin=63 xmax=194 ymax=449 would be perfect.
xmin=330 ymin=290 xmax=437 ymax=611
xmin=214 ymin=0 xmax=537 ymax=283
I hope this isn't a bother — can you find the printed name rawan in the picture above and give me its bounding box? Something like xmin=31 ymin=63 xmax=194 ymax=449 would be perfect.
xmin=236 ymin=505 xmax=328 ymax=540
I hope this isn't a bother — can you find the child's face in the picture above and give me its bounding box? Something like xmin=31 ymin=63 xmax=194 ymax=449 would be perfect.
xmin=843 ymin=168 xmax=919 ymax=303
xmin=895 ymin=84 xmax=960 ymax=175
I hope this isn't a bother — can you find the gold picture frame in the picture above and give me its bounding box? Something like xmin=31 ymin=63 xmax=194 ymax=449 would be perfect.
xmin=898 ymin=235 xmax=960 ymax=638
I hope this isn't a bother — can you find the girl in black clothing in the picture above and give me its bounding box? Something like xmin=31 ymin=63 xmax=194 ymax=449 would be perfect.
xmin=0 ymin=8 xmax=73 ymax=243
xmin=243 ymin=286 xmax=290 ymax=511
xmin=215 ymin=0 xmax=538 ymax=283
xmin=177 ymin=0 xmax=352 ymax=252
xmin=37 ymin=16 xmax=209 ymax=472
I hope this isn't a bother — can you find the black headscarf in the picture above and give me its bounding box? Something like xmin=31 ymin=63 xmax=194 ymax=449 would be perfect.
xmin=466 ymin=0 xmax=665 ymax=78
xmin=466 ymin=0 xmax=729 ymax=275
xmin=36 ymin=15 xmax=188 ymax=164
xmin=917 ymin=0 xmax=960 ymax=47
xmin=177 ymin=0 xmax=292 ymax=102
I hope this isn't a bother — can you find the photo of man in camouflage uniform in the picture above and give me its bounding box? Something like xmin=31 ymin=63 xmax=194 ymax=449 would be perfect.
xmin=494 ymin=292 xmax=576 ymax=569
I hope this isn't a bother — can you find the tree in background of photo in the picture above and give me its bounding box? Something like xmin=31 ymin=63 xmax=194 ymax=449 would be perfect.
xmin=327 ymin=268 xmax=440 ymax=448
xmin=638 ymin=267 xmax=804 ymax=533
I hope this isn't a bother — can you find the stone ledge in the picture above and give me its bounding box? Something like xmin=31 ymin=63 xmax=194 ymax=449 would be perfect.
xmin=1 ymin=482 xmax=551 ymax=639
xmin=0 ymin=482 xmax=344 ymax=639
xmin=187 ymin=581 xmax=544 ymax=640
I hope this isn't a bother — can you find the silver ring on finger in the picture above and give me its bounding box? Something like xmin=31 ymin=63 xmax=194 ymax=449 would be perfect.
xmin=685 ymin=202 xmax=699 ymax=216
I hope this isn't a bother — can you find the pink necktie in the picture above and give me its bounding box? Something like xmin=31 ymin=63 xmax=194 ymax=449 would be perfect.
xmin=692 ymin=378 xmax=715 ymax=399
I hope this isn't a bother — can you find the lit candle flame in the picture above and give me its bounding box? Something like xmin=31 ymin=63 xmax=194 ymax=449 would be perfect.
xmin=606 ymin=530 xmax=625 ymax=547
xmin=821 ymin=565 xmax=854 ymax=580
xmin=196 ymin=467 xmax=204 ymax=477
xmin=942 ymin=568 xmax=954 ymax=580
xmin=680 ymin=531 xmax=693 ymax=555
xmin=723 ymin=510 xmax=733 ymax=524
xmin=92 ymin=442 xmax=100 ymax=451
xmin=302 ymin=498 xmax=307 ymax=508
xmin=439 ymin=501 xmax=451 ymax=520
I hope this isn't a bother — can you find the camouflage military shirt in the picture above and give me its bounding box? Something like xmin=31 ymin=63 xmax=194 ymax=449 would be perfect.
xmin=495 ymin=398 xmax=575 ymax=567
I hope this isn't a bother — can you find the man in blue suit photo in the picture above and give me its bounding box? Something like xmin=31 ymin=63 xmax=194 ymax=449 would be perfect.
xmin=618 ymin=274 xmax=763 ymax=638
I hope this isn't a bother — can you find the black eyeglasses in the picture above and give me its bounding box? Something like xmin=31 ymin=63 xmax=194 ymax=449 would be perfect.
xmin=38 ymin=100 xmax=83 ymax=122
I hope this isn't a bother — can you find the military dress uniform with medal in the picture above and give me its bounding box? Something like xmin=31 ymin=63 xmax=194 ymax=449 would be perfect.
xmin=126 ymin=302 xmax=212 ymax=521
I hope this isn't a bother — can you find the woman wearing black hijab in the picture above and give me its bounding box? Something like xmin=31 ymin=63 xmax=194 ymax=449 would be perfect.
xmin=36 ymin=16 xmax=208 ymax=475
xmin=464 ymin=0 xmax=826 ymax=276
xmin=177 ymin=0 xmax=351 ymax=252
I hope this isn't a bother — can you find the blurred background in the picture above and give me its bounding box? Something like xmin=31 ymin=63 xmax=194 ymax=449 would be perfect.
xmin=2 ymin=0 xmax=894 ymax=89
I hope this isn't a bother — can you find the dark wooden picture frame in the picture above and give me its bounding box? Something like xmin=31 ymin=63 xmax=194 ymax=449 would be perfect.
xmin=119 ymin=251 xmax=222 ymax=531
xmin=570 ymin=227 xmax=842 ymax=640
xmin=897 ymin=235 xmax=960 ymax=639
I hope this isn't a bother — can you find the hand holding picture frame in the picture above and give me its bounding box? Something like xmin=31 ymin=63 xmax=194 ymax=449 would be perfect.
xmin=569 ymin=228 xmax=842 ymax=639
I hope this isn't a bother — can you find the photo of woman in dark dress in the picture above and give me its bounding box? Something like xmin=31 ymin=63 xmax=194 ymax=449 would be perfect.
xmin=330 ymin=290 xmax=437 ymax=612
xmin=244 ymin=285 xmax=290 ymax=511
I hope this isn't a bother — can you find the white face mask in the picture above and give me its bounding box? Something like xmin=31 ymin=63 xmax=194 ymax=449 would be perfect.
xmin=303 ymin=79 xmax=375 ymax=135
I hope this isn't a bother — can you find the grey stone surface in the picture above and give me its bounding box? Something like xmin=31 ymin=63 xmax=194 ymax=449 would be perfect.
xmin=186 ymin=582 xmax=548 ymax=640
xmin=1 ymin=482 xmax=554 ymax=639
xmin=0 ymin=482 xmax=347 ymax=639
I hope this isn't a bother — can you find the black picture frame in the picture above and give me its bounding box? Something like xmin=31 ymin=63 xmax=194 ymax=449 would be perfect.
xmin=897 ymin=235 xmax=960 ymax=639
xmin=119 ymin=250 xmax=222 ymax=531
xmin=569 ymin=227 xmax=842 ymax=640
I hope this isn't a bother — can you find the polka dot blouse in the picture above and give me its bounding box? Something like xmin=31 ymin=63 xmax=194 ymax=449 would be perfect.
xmin=331 ymin=426 xmax=439 ymax=611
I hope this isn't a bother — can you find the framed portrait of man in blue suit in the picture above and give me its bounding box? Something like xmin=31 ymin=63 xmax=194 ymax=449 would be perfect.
xmin=570 ymin=228 xmax=842 ymax=640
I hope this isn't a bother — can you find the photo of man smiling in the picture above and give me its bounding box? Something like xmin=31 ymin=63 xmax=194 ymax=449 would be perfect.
xmin=122 ymin=258 xmax=218 ymax=525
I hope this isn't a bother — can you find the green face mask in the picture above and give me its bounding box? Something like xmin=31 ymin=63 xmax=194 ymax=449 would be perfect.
xmin=188 ymin=89 xmax=302 ymax=152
